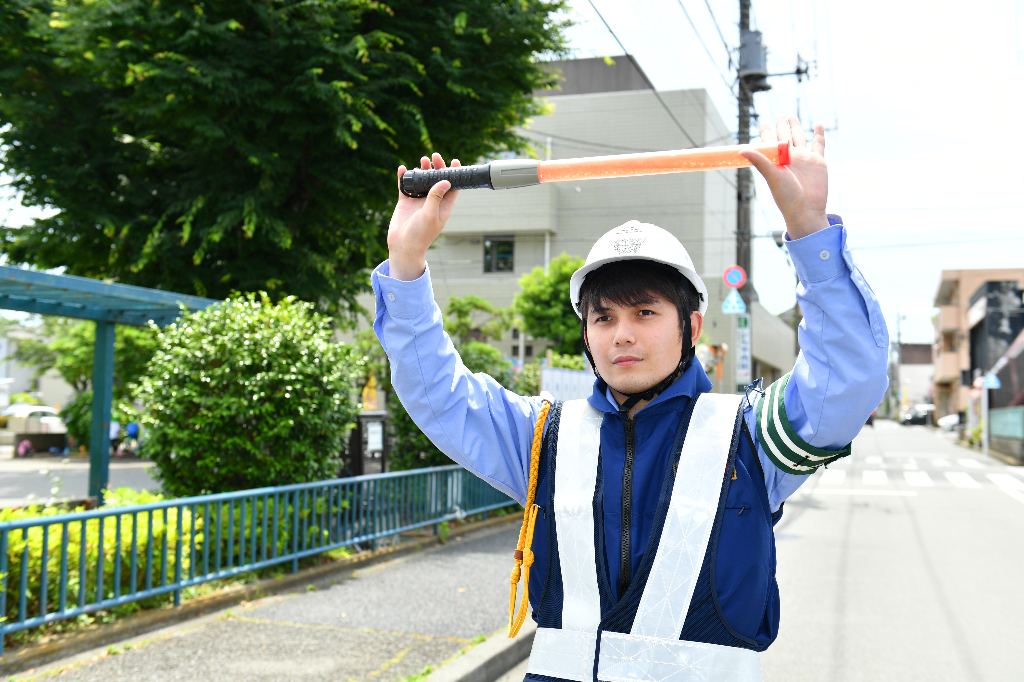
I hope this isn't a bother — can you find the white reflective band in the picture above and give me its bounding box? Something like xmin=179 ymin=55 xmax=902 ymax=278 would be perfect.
xmin=597 ymin=631 xmax=762 ymax=682
xmin=631 ymin=393 xmax=743 ymax=639
xmin=552 ymin=399 xmax=603 ymax=634
xmin=526 ymin=627 xmax=598 ymax=682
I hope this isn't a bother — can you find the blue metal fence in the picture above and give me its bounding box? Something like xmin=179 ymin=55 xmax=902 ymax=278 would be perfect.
xmin=0 ymin=466 xmax=515 ymax=653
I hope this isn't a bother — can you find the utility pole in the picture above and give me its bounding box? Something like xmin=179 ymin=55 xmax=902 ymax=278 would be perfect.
xmin=736 ymin=0 xmax=770 ymax=307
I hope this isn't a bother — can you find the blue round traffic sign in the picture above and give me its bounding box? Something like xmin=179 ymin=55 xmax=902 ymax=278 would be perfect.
xmin=723 ymin=265 xmax=747 ymax=289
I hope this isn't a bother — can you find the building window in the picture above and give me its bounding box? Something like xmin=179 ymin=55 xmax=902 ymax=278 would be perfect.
xmin=525 ymin=345 xmax=533 ymax=357
xmin=484 ymin=237 xmax=514 ymax=273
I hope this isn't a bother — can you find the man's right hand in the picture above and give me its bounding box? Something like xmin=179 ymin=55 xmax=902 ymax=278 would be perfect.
xmin=387 ymin=152 xmax=461 ymax=281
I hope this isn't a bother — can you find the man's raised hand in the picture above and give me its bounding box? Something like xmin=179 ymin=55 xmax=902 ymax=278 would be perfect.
xmin=388 ymin=153 xmax=461 ymax=281
xmin=739 ymin=116 xmax=829 ymax=240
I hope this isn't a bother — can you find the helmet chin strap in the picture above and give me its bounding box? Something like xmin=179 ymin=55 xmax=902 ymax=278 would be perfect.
xmin=581 ymin=315 xmax=695 ymax=415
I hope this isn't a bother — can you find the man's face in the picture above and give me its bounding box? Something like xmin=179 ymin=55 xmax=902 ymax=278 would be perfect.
xmin=585 ymin=293 xmax=703 ymax=397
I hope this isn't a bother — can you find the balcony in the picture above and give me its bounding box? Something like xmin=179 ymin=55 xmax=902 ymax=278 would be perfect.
xmin=937 ymin=305 xmax=960 ymax=332
xmin=933 ymin=351 xmax=961 ymax=384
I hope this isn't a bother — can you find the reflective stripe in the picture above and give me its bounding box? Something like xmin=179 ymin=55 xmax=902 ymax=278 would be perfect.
xmin=527 ymin=627 xmax=599 ymax=682
xmin=756 ymin=374 xmax=850 ymax=475
xmin=526 ymin=399 xmax=603 ymax=681
xmin=631 ymin=393 xmax=743 ymax=639
xmin=598 ymin=631 xmax=762 ymax=682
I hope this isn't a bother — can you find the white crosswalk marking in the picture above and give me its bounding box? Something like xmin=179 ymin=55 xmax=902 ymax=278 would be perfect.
xmin=987 ymin=473 xmax=1024 ymax=490
xmin=863 ymin=470 xmax=888 ymax=485
xmin=904 ymin=471 xmax=933 ymax=486
xmin=931 ymin=459 xmax=951 ymax=467
xmin=903 ymin=460 xmax=918 ymax=470
xmin=865 ymin=456 xmax=884 ymax=465
xmin=945 ymin=472 xmax=981 ymax=488
xmin=820 ymin=469 xmax=846 ymax=485
xmin=957 ymin=459 xmax=984 ymax=469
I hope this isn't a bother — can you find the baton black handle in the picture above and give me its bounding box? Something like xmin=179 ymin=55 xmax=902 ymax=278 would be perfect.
xmin=400 ymin=164 xmax=492 ymax=198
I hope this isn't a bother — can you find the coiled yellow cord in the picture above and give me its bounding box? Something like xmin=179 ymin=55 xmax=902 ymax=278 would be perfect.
xmin=508 ymin=400 xmax=551 ymax=637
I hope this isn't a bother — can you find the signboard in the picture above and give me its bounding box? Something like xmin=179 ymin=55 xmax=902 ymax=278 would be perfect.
xmin=723 ymin=265 xmax=747 ymax=289
xmin=722 ymin=289 xmax=747 ymax=314
xmin=366 ymin=421 xmax=384 ymax=452
xmin=735 ymin=315 xmax=752 ymax=386
xmin=982 ymin=372 xmax=1002 ymax=389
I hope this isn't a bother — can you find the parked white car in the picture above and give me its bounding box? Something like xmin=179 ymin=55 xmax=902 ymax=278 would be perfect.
xmin=1 ymin=404 xmax=59 ymax=418
xmin=937 ymin=413 xmax=960 ymax=431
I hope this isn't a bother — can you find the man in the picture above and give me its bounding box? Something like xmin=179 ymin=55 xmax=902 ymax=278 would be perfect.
xmin=373 ymin=117 xmax=888 ymax=682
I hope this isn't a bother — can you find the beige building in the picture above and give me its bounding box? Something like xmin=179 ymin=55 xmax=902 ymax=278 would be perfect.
xmin=932 ymin=268 xmax=1024 ymax=418
xmin=374 ymin=57 xmax=795 ymax=393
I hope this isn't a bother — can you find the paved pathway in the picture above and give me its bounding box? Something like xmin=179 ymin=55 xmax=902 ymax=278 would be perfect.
xmin=761 ymin=421 xmax=1024 ymax=681
xmin=34 ymin=522 xmax=520 ymax=682
xmin=0 ymin=456 xmax=159 ymax=507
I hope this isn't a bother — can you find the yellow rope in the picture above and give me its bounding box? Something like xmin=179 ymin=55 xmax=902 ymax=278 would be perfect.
xmin=508 ymin=400 xmax=551 ymax=638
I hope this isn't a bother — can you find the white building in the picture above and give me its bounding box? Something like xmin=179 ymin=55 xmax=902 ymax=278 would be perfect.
xmin=368 ymin=57 xmax=795 ymax=393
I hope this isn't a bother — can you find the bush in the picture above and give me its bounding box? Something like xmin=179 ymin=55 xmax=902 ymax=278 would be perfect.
xmin=136 ymin=293 xmax=364 ymax=496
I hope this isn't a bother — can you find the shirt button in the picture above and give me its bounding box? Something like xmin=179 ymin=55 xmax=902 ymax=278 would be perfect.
xmin=819 ymin=250 xmax=830 ymax=260
xmin=388 ymin=292 xmax=396 ymax=302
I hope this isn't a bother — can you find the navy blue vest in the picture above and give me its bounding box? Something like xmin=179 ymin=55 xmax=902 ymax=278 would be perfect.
xmin=524 ymin=396 xmax=781 ymax=682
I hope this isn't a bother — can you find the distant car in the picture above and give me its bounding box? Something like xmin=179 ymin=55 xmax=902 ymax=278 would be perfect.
xmin=865 ymin=410 xmax=875 ymax=426
xmin=1 ymin=404 xmax=59 ymax=418
xmin=937 ymin=413 xmax=960 ymax=431
xmin=901 ymin=410 xmax=929 ymax=426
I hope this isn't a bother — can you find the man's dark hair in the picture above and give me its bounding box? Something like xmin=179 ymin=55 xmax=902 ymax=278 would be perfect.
xmin=578 ymin=260 xmax=700 ymax=338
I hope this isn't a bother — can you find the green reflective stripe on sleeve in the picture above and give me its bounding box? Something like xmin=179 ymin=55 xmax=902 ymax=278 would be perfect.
xmin=756 ymin=373 xmax=852 ymax=475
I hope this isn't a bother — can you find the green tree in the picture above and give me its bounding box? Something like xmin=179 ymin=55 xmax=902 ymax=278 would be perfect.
xmin=443 ymin=294 xmax=513 ymax=345
xmin=0 ymin=0 xmax=568 ymax=312
xmin=135 ymin=293 xmax=365 ymax=496
xmin=513 ymin=253 xmax=584 ymax=354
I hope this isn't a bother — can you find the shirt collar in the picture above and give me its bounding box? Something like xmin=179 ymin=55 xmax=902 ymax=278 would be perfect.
xmin=588 ymin=360 xmax=714 ymax=415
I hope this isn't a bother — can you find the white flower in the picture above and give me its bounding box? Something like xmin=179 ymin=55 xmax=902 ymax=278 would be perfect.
xmin=50 ymin=487 xmax=60 ymax=495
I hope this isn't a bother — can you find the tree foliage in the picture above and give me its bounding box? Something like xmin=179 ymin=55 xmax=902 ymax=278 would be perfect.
xmin=136 ymin=293 xmax=364 ymax=496
xmin=513 ymin=253 xmax=584 ymax=354
xmin=0 ymin=0 xmax=569 ymax=311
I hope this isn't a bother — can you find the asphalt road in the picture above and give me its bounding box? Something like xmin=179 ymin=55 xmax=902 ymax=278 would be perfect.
xmin=762 ymin=420 xmax=1024 ymax=682
xmin=31 ymin=522 xmax=521 ymax=682
xmin=0 ymin=456 xmax=160 ymax=506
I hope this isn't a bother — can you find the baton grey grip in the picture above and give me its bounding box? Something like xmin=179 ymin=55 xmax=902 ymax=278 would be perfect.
xmin=400 ymin=164 xmax=492 ymax=198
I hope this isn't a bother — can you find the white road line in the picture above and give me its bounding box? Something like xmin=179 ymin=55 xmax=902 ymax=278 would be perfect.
xmin=903 ymin=460 xmax=918 ymax=470
xmin=1001 ymin=489 xmax=1024 ymax=506
xmin=819 ymin=469 xmax=846 ymax=485
xmin=863 ymin=470 xmax=888 ymax=485
xmin=931 ymin=459 xmax=951 ymax=467
xmin=801 ymin=489 xmax=917 ymax=497
xmin=945 ymin=472 xmax=981 ymax=488
xmin=957 ymin=459 xmax=984 ymax=469
xmin=987 ymin=473 xmax=1024 ymax=491
xmin=865 ymin=456 xmax=884 ymax=465
xmin=904 ymin=471 xmax=933 ymax=487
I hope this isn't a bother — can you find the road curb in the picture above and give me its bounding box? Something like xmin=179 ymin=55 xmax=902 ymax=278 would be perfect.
xmin=0 ymin=511 xmax=522 ymax=676
xmin=427 ymin=621 xmax=535 ymax=682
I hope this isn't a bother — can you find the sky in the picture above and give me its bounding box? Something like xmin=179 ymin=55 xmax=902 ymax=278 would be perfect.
xmin=559 ymin=0 xmax=1024 ymax=343
xmin=2 ymin=0 xmax=1023 ymax=342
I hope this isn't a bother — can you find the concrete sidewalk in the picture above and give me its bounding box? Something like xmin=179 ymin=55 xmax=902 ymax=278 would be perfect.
xmin=21 ymin=522 xmax=523 ymax=682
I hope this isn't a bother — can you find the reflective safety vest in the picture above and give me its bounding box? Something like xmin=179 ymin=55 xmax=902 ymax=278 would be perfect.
xmin=525 ymin=394 xmax=764 ymax=682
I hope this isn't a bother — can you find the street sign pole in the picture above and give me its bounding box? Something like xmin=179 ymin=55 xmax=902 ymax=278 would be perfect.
xmin=722 ymin=266 xmax=750 ymax=392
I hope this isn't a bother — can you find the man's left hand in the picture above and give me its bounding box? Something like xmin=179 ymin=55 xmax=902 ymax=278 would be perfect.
xmin=739 ymin=116 xmax=828 ymax=240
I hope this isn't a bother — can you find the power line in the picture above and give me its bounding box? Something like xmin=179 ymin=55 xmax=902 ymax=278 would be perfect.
xmin=585 ymin=0 xmax=699 ymax=148
xmin=702 ymin=0 xmax=734 ymax=71
xmin=583 ymin=0 xmax=738 ymax=191
xmin=673 ymin=0 xmax=736 ymax=95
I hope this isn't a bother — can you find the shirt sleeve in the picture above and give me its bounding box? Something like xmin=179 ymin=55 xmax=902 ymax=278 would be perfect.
xmin=746 ymin=216 xmax=890 ymax=511
xmin=371 ymin=260 xmax=542 ymax=505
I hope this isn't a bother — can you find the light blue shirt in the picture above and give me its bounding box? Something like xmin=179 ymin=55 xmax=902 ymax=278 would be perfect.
xmin=372 ymin=217 xmax=890 ymax=512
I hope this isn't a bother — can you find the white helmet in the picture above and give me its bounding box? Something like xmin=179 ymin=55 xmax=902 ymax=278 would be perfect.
xmin=569 ymin=221 xmax=708 ymax=318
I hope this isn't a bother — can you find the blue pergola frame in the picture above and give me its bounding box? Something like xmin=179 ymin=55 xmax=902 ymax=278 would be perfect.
xmin=0 ymin=265 xmax=216 ymax=503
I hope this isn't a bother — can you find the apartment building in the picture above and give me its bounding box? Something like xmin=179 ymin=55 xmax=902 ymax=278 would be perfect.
xmin=415 ymin=56 xmax=794 ymax=392
xmin=932 ymin=268 xmax=1024 ymax=418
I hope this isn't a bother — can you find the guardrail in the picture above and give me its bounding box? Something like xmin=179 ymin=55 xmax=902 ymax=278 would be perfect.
xmin=0 ymin=465 xmax=515 ymax=653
